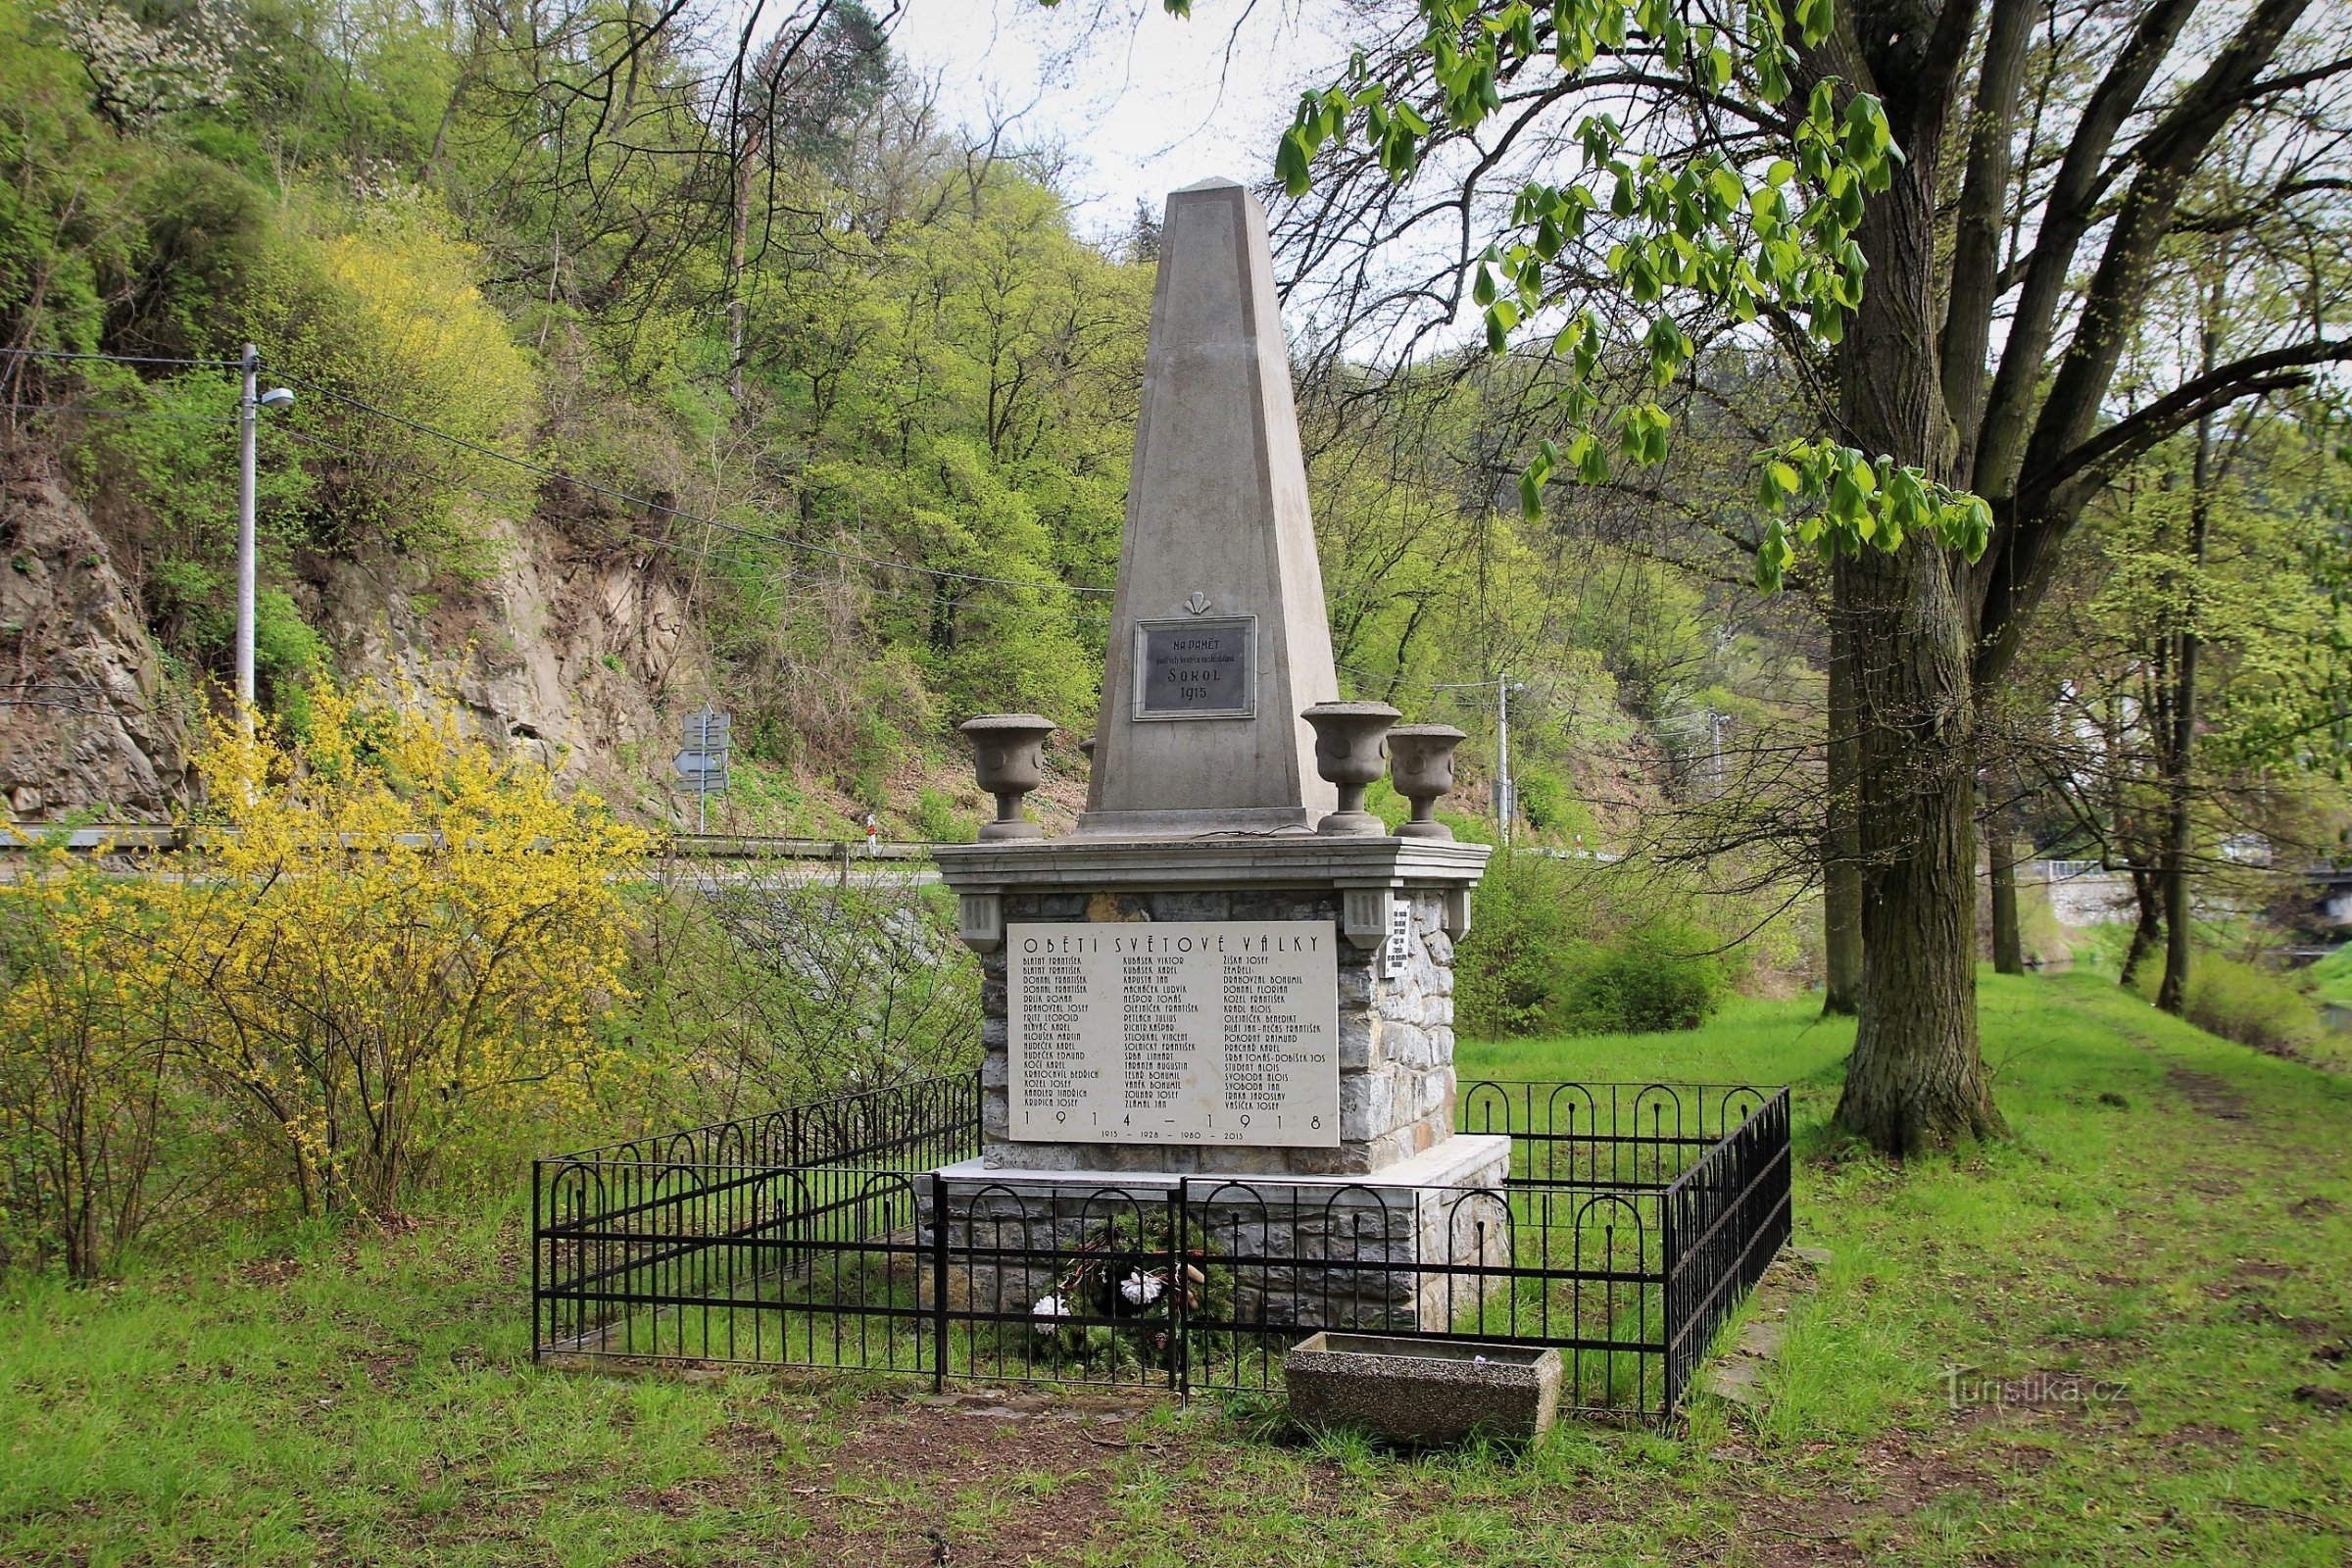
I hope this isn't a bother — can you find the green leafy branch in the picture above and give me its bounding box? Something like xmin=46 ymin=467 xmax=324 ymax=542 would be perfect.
xmin=1750 ymin=440 xmax=1992 ymax=589
xmin=1270 ymin=0 xmax=2000 ymax=569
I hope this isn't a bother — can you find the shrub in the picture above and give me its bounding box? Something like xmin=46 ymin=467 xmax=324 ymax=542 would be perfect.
xmin=176 ymin=686 xmax=649 ymax=1214
xmin=244 ymin=204 xmax=536 ymax=573
xmin=1456 ymin=855 xmax=1737 ymax=1039
xmin=913 ymin=785 xmax=978 ymax=844
xmin=1454 ymin=852 xmax=1582 ymax=1038
xmin=1557 ymin=920 xmax=1730 ymax=1035
xmin=0 ymin=841 xmax=222 ymax=1278
xmin=2147 ymin=954 xmax=2320 ymax=1056
xmin=612 ymin=875 xmax=979 ymax=1126
xmin=1514 ymin=767 xmax=1593 ymax=842
xmin=0 ymin=681 xmax=649 ymax=1264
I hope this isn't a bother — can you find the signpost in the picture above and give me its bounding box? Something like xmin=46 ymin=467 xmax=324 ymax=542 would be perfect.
xmin=672 ymin=708 xmax=730 ymax=831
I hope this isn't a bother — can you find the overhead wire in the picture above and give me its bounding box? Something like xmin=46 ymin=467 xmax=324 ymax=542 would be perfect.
xmin=0 ymin=346 xmax=242 ymax=369
xmin=0 ymin=403 xmax=234 ymax=422
xmin=270 ymin=427 xmax=1114 ymax=627
xmin=267 ymin=365 xmax=1119 ymax=599
xmin=0 ymin=343 xmax=1117 ymax=608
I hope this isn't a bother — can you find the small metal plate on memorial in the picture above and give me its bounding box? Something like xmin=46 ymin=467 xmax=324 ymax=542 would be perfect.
xmin=1006 ymin=919 xmax=1339 ymax=1146
xmin=1133 ymin=616 xmax=1256 ymax=718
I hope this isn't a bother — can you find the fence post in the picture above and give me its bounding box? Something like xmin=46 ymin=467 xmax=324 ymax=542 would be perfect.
xmin=931 ymin=1171 xmax=950 ymax=1394
xmin=1171 ymin=1179 xmax=1189 ymax=1401
xmin=1657 ymin=1174 xmax=1680 ymax=1415
xmin=530 ymin=1159 xmax=543 ymax=1361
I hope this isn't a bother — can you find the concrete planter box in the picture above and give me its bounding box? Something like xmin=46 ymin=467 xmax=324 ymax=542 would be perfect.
xmin=1283 ymin=1332 xmax=1563 ymax=1446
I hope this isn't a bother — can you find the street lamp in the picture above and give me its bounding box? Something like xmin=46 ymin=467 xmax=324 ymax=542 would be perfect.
xmin=236 ymin=344 xmax=295 ymax=736
xmin=1496 ymin=674 xmax=1527 ymax=844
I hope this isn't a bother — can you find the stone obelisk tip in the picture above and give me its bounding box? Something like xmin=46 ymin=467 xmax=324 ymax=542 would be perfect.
xmin=1075 ymin=179 xmax=1340 ymax=837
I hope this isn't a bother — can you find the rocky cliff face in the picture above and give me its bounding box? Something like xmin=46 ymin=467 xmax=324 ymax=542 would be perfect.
xmin=0 ymin=444 xmax=720 ymax=824
xmin=293 ymin=508 xmax=716 ymax=810
xmin=0 ymin=456 xmax=192 ymax=818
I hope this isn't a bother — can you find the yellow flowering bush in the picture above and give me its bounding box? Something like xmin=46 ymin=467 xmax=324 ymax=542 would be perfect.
xmin=0 ymin=840 xmax=213 ymax=1279
xmin=181 ymin=687 xmax=649 ymax=1216
xmin=0 ymin=686 xmax=647 ymax=1269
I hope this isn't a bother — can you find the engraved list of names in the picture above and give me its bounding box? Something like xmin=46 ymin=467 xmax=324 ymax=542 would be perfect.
xmin=1006 ymin=920 xmax=1340 ymax=1147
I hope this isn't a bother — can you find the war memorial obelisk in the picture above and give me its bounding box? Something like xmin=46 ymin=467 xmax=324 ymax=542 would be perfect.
xmin=933 ymin=179 xmax=1501 ymax=1301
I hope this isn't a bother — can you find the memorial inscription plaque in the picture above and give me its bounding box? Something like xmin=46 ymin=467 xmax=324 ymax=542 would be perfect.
xmin=1133 ymin=616 xmax=1256 ymax=718
xmin=1006 ymin=919 xmax=1339 ymax=1146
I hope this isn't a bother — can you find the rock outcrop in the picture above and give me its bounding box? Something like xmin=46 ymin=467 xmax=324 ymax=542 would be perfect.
xmin=1 ymin=443 xmax=716 ymax=824
xmin=0 ymin=455 xmax=192 ymax=818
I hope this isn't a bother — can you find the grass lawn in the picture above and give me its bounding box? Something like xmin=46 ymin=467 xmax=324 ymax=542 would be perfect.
xmin=2307 ymin=944 xmax=2352 ymax=1008
xmin=5 ymin=970 xmax=2349 ymax=1565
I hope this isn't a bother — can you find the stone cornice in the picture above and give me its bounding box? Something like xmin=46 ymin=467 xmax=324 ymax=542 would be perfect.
xmin=934 ymin=834 xmax=1492 ymax=892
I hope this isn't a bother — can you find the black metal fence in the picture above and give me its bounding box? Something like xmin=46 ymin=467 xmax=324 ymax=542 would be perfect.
xmin=531 ymin=1073 xmax=1790 ymax=1422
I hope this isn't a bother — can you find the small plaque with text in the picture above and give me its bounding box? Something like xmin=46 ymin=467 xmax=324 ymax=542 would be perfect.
xmin=1134 ymin=616 xmax=1255 ymax=718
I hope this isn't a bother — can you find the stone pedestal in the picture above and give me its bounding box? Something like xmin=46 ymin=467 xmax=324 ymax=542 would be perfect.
xmin=925 ymin=1132 xmax=1512 ymax=1335
xmin=939 ymin=835 xmax=1488 ymax=1177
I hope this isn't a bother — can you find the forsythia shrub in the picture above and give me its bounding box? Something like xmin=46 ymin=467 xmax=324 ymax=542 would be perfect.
xmin=244 ymin=206 xmax=537 ymax=572
xmin=0 ymin=844 xmax=218 ymax=1278
xmin=182 ymin=687 xmax=649 ymax=1215
xmin=0 ymin=686 xmax=647 ymax=1270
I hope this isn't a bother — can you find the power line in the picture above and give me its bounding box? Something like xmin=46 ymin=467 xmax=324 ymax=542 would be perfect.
xmin=269 ymin=366 xmax=1118 ymax=599
xmin=0 ymin=346 xmax=241 ymax=369
xmin=0 ymin=403 xmax=233 ymax=422
xmin=270 ymin=428 xmax=1113 ymax=627
xmin=2 ymin=342 xmax=1118 ymax=605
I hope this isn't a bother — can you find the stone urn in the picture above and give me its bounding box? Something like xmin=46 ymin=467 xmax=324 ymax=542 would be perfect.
xmin=1387 ymin=723 xmax=1466 ymax=839
xmin=1301 ymin=701 xmax=1400 ymax=836
xmin=959 ymin=714 xmax=1057 ymax=841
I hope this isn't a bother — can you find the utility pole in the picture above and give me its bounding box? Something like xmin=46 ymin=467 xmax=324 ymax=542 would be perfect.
xmin=1495 ymin=672 xmax=1514 ymax=845
xmin=234 ymin=345 xmax=294 ymax=738
xmin=235 ymin=345 xmax=259 ymax=735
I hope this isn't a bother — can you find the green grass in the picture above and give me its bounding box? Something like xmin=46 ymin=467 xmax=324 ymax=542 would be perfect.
xmin=2307 ymin=943 xmax=2352 ymax=1007
xmin=4 ymin=971 xmax=2349 ymax=1564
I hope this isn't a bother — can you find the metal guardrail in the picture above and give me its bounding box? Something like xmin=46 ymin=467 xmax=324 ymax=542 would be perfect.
xmin=0 ymin=824 xmax=930 ymax=860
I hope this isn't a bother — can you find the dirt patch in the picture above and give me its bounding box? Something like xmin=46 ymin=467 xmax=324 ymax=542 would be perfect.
xmin=1736 ymin=1435 xmax=1986 ymax=1566
xmin=779 ymin=1394 xmax=1174 ymax=1567
xmin=1860 ymin=1436 xmax=1988 ymax=1518
xmin=2287 ymin=1196 xmax=2339 ymax=1220
xmin=2159 ymin=1422 xmax=2242 ymax=1456
xmin=236 ymin=1257 xmax=305 ymax=1288
xmin=2166 ymin=1068 xmax=2250 ymax=1121
xmin=2238 ymin=1300 xmax=2337 ymax=1341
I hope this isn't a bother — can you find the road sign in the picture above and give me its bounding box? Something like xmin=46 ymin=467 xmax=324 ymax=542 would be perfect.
xmin=675 ymin=708 xmax=732 ymax=829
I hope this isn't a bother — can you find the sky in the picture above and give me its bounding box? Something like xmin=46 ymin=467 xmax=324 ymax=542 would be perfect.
xmin=884 ymin=1 xmax=1354 ymax=241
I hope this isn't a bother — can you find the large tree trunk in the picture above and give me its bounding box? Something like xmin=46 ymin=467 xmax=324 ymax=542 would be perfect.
xmin=1823 ymin=601 xmax=1863 ymax=1014
xmin=1835 ymin=544 xmax=2005 ymax=1152
xmin=1829 ymin=146 xmax=2006 ymax=1153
